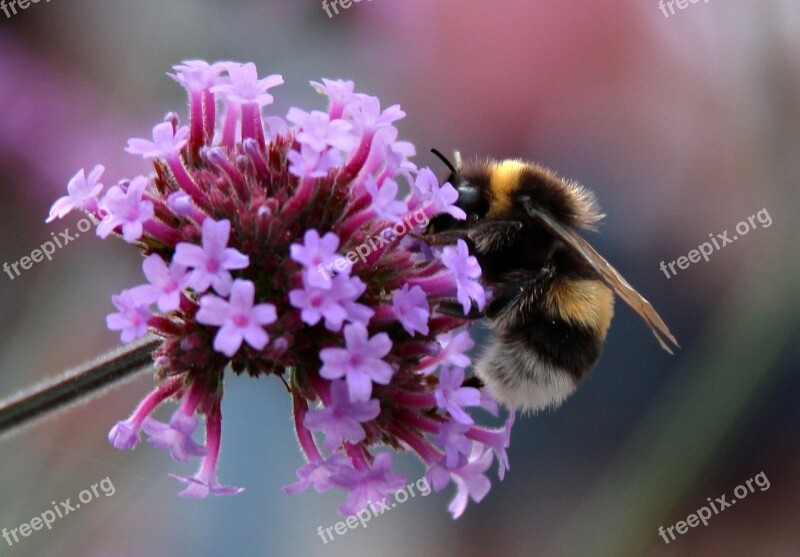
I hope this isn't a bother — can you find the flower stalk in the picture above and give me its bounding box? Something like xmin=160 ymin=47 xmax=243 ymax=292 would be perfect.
xmin=0 ymin=335 xmax=161 ymax=438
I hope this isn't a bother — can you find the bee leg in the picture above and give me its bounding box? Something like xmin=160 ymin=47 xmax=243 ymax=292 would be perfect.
xmin=462 ymin=375 xmax=485 ymax=389
xmin=436 ymin=265 xmax=552 ymax=321
xmin=436 ymin=299 xmax=485 ymax=320
xmin=421 ymin=229 xmax=471 ymax=246
xmin=424 ymin=220 xmax=524 ymax=247
xmin=483 ymin=267 xmax=554 ymax=320
xmin=468 ymin=220 xmax=525 ymax=235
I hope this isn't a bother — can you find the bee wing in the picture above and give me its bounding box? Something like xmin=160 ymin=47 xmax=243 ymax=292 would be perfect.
xmin=524 ymin=202 xmax=679 ymax=354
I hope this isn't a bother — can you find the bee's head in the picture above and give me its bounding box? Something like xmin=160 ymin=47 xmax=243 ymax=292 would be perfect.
xmin=427 ymin=149 xmax=491 ymax=233
xmin=430 ymin=151 xmax=605 ymax=234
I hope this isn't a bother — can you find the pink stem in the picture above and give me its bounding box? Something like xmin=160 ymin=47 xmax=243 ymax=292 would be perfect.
xmin=387 ymin=423 xmax=442 ymax=464
xmin=202 ymin=89 xmax=216 ymax=143
xmin=345 ymin=443 xmax=370 ymax=470
xmin=293 ymin=389 xmax=322 ymax=462
xmin=222 ymin=103 xmax=241 ymax=148
xmin=329 ymin=100 xmax=345 ymax=121
xmin=188 ymin=88 xmax=205 ymax=150
xmin=147 ymin=316 xmax=183 ymax=335
xmin=166 ymin=155 xmax=211 ymax=210
xmin=282 ymin=176 xmax=317 ymax=218
xmin=143 ymin=219 xmax=179 ymax=245
xmin=337 ymin=131 xmax=374 ymax=184
xmin=180 ymin=380 xmax=205 ymax=416
xmin=240 ymin=102 xmax=258 ymax=143
xmin=206 ymin=149 xmax=249 ymax=201
xmin=338 ymin=208 xmax=377 ymax=244
xmin=308 ymin=374 xmax=332 ymax=406
xmin=244 ymin=139 xmax=270 ymax=176
xmin=128 ymin=376 xmax=183 ymax=427
xmin=370 ymin=305 xmax=395 ymax=325
xmin=179 ymin=292 xmax=198 ymax=315
xmin=397 ymin=408 xmax=441 ymax=434
xmin=197 ymin=398 xmax=222 ymax=478
xmin=390 ymin=390 xmax=437 ymax=408
xmin=405 ymin=272 xmax=456 ymax=298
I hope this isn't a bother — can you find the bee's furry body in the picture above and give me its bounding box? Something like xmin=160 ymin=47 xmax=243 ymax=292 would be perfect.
xmin=429 ymin=158 xmax=623 ymax=413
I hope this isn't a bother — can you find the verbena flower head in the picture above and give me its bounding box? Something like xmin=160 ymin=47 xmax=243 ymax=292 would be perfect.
xmin=49 ymin=60 xmax=515 ymax=518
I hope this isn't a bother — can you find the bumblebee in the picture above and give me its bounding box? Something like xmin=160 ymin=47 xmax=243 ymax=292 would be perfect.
xmin=426 ymin=150 xmax=678 ymax=413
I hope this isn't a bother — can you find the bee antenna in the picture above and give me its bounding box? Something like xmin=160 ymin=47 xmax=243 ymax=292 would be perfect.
xmin=430 ymin=148 xmax=458 ymax=175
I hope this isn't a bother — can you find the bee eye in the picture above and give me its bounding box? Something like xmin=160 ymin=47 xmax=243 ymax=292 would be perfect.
xmin=469 ymin=213 xmax=480 ymax=222
xmin=456 ymin=181 xmax=487 ymax=217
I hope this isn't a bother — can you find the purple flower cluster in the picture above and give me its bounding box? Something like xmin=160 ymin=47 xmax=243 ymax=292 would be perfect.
xmin=49 ymin=60 xmax=515 ymax=518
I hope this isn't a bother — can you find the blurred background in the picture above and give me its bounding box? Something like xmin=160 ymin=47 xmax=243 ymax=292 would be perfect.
xmin=0 ymin=1 xmax=798 ymax=555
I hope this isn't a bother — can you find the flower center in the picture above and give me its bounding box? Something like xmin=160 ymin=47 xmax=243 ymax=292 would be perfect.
xmin=232 ymin=314 xmax=248 ymax=328
xmin=348 ymin=355 xmax=363 ymax=368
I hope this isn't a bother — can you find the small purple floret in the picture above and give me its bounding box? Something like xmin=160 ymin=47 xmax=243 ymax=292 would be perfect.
xmin=96 ymin=176 xmax=155 ymax=243
xmin=46 ymin=165 xmax=105 ymax=222
xmin=319 ymin=323 xmax=394 ymax=402
xmin=108 ymin=420 xmax=140 ymax=450
xmin=331 ymin=452 xmax=406 ymax=516
xmin=435 ymin=367 xmax=481 ymax=425
xmin=196 ymin=279 xmax=277 ymax=357
xmin=142 ymin=413 xmax=207 ymax=463
xmin=303 ymin=380 xmax=381 ymax=450
xmin=174 ymin=218 xmax=249 ymax=296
